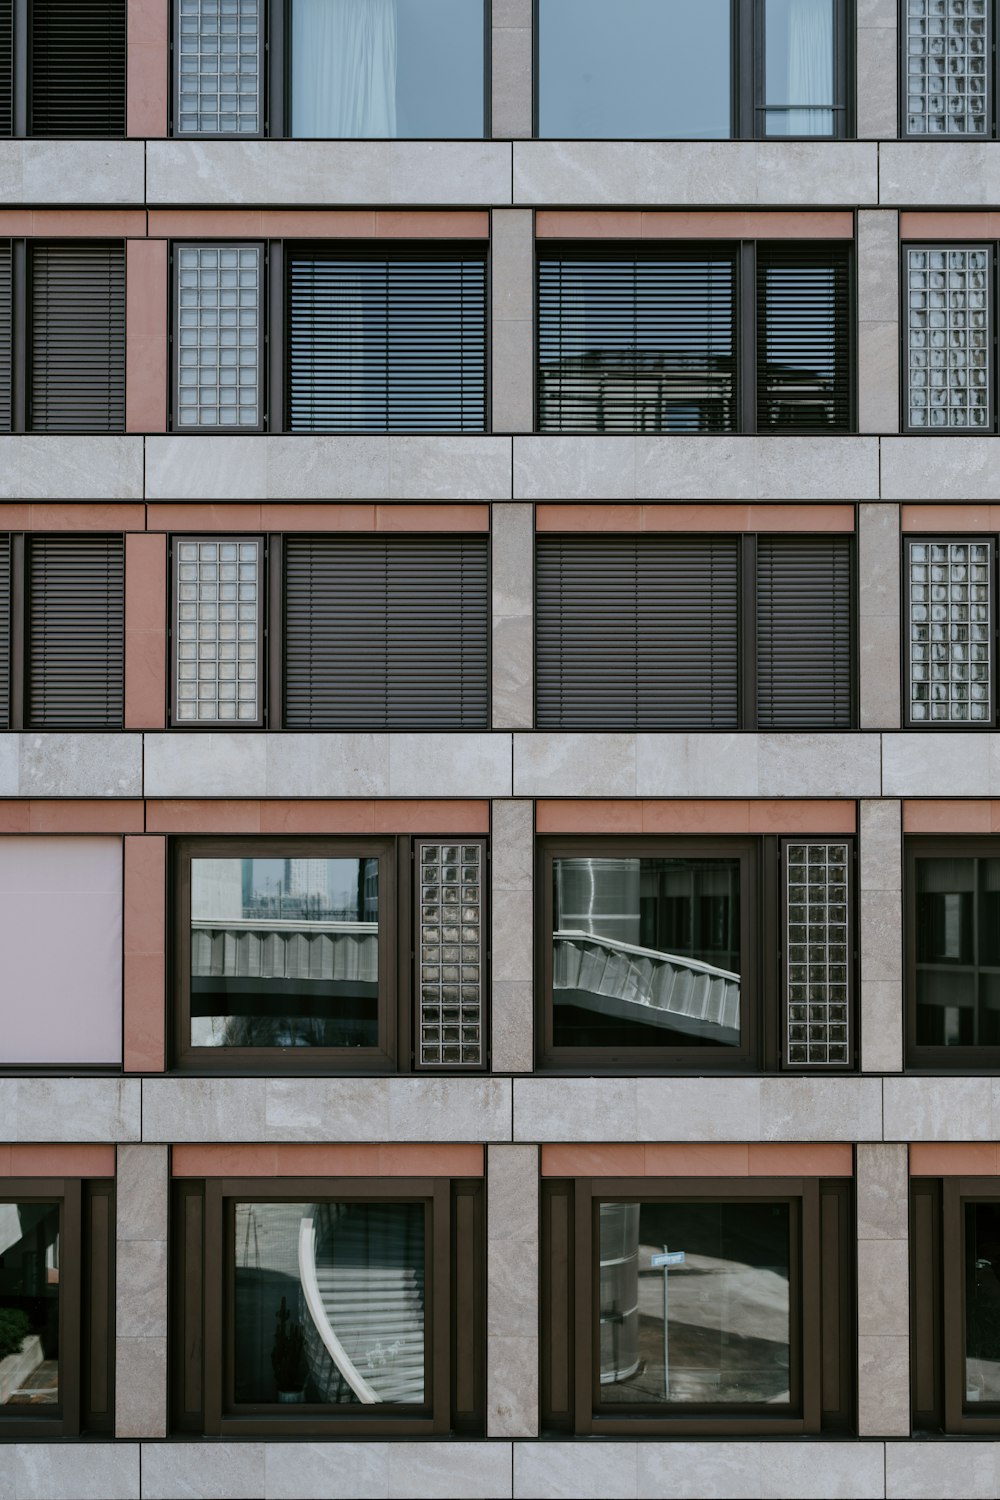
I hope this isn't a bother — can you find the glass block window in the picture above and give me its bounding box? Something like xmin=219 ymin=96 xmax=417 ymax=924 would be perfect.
xmin=417 ymin=841 xmax=484 ymax=1068
xmin=905 ymin=0 xmax=988 ymax=137
xmin=175 ymin=244 xmax=262 ymax=430
xmin=175 ymin=0 xmax=262 ymax=136
xmin=906 ymin=246 xmax=991 ymax=430
xmin=908 ymin=538 xmax=993 ymax=724
xmin=173 ymin=536 xmax=263 ymax=723
xmin=784 ymin=841 xmax=851 ymax=1068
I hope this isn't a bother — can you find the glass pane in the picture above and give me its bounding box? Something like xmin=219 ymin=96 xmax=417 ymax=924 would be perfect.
xmin=175 ymin=0 xmax=261 ymax=136
xmin=598 ymin=1200 xmax=791 ymax=1407
xmin=175 ymin=245 xmax=262 ymax=432
xmin=915 ymin=855 xmax=1000 ymax=1047
xmin=906 ymin=247 xmax=992 ymax=432
xmin=905 ymin=0 xmax=988 ymax=138
xmin=190 ymin=856 xmax=380 ymax=1048
xmin=0 ymin=1203 xmax=60 ymax=1409
xmin=763 ymin=0 xmax=835 ymax=136
xmin=784 ymin=842 xmax=851 ymax=1067
xmin=907 ymin=537 xmax=993 ymax=722
xmin=234 ymin=1201 xmax=425 ymax=1405
xmin=291 ymin=0 xmax=484 ymax=138
xmin=966 ymin=1201 xmax=1000 ymax=1404
xmin=552 ymin=856 xmax=742 ymax=1049
xmin=417 ymin=842 xmax=484 ymax=1067
xmin=537 ymin=0 xmax=730 ymax=139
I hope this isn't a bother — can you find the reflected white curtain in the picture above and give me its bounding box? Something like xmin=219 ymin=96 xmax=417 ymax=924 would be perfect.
xmin=784 ymin=0 xmax=833 ymax=136
xmin=292 ymin=0 xmax=398 ymax=139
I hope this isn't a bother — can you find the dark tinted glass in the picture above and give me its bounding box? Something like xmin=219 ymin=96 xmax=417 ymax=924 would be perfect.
xmin=915 ymin=855 xmax=1000 ymax=1046
xmin=597 ymin=1199 xmax=791 ymax=1407
xmin=0 ymin=1202 xmax=60 ymax=1411
xmin=966 ymin=1201 xmax=1000 ymax=1406
xmin=190 ymin=855 xmax=380 ymax=1048
xmin=538 ymin=0 xmax=730 ymax=138
xmin=552 ymin=856 xmax=742 ymax=1049
xmin=233 ymin=1200 xmax=425 ymax=1405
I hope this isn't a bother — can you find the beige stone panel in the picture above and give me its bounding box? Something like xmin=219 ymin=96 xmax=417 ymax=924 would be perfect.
xmin=857 ymin=1143 xmax=909 ymax=1241
xmin=514 ymin=732 xmax=637 ymax=797
xmin=860 ymin=617 xmax=901 ymax=733
xmin=860 ymin=799 xmax=902 ymax=893
xmin=385 ymin=1441 xmax=512 ymax=1499
xmin=881 ymin=142 xmax=1000 ymax=204
xmin=492 ymin=613 xmax=533 ymax=731
xmin=493 ymin=888 xmax=533 ymax=985
xmin=387 ymin=733 xmax=513 ymax=797
xmin=11 ymin=1445 xmax=140 ymax=1500
xmin=16 ymin=141 xmax=145 ymax=204
xmin=513 ymin=1077 xmax=641 ymax=1141
xmin=386 ymin=1077 xmax=512 ymax=1141
xmin=858 ymin=211 xmax=900 ymax=325
xmin=142 ymin=1442 xmax=266 ymax=1500
xmin=857 ymin=26 xmax=898 ymax=140
xmin=761 ymin=1433 xmax=886 ymax=1493
xmin=883 ymin=1075 xmax=993 ymax=1140
xmin=141 ymin=1077 xmax=268 ymax=1142
xmin=263 ymin=1442 xmax=389 ymax=1499
xmin=858 ymin=1336 xmax=910 ymax=1438
xmin=858 ymin=320 xmax=900 ymax=434
xmin=636 ymin=1443 xmax=762 ymax=1500
xmin=114 ymin=1337 xmax=166 ymax=1440
xmin=491 ymin=20 xmax=532 ymax=141
xmin=514 ymin=1441 xmax=638 ymax=1499
xmin=11 ymin=1078 xmax=140 ymax=1142
xmin=885 ymin=1442 xmax=997 ymax=1499
xmin=861 ymin=981 xmax=903 ymax=1074
xmin=264 ymin=1078 xmax=390 ymax=1141
xmin=492 ymin=981 xmax=534 ymax=1074
xmin=116 ymin=1143 xmax=168 ymax=1242
xmin=492 ymin=320 xmax=534 ymax=434
xmin=882 ymin=732 xmax=992 ymax=797
xmin=858 ymin=1238 xmax=909 ymax=1335
xmin=0 ymin=436 xmax=143 ymax=501
xmin=760 ymin=1076 xmax=883 ymax=1141
xmin=882 ymin=438 xmax=1000 ymax=502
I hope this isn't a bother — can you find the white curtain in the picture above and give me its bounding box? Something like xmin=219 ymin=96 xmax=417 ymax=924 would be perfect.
xmin=784 ymin=0 xmax=833 ymax=136
xmin=292 ymin=0 xmax=398 ymax=139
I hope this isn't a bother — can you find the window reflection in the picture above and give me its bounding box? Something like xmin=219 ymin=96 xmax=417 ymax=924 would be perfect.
xmin=190 ymin=856 xmax=380 ymax=1048
xmin=234 ymin=1201 xmax=425 ymax=1405
xmin=553 ymin=856 xmax=741 ymax=1049
xmin=598 ymin=1200 xmax=791 ymax=1407
xmin=0 ymin=1203 xmax=60 ymax=1409
xmin=966 ymin=1201 xmax=1000 ymax=1405
xmin=915 ymin=855 xmax=1000 ymax=1047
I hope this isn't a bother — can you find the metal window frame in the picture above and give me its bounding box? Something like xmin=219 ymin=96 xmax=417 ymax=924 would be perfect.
xmin=938 ymin=1177 xmax=1000 ymax=1433
xmin=412 ymin=836 xmax=489 ymax=1073
xmin=899 ymin=0 xmax=994 ymax=140
xmin=779 ymin=835 xmax=858 ymax=1071
xmin=901 ymin=533 xmax=996 ymax=730
xmin=170 ymin=0 xmax=266 ymax=140
xmin=169 ymin=533 xmax=267 ymax=730
xmin=170 ymin=240 xmax=268 ymax=435
xmin=900 ymin=242 xmax=996 ymax=436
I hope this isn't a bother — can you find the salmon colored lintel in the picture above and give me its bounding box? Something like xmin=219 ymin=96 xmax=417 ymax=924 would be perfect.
xmin=534 ymin=504 xmax=855 ymax=535
xmin=535 ymin=210 xmax=855 ymax=241
xmin=0 ymin=1145 xmax=117 ymax=1178
xmin=0 ymin=801 xmax=145 ymax=834
xmin=903 ymin=801 xmax=1000 ymax=834
xmin=910 ymin=1143 xmax=1000 ymax=1176
xmin=0 ymin=503 xmax=146 ymax=532
xmin=901 ymin=505 xmax=1000 ymax=534
xmin=535 ymin=800 xmax=857 ymax=836
xmin=900 ymin=212 xmax=1000 ymax=241
xmin=146 ymin=210 xmax=490 ymax=240
xmin=143 ymin=503 xmax=490 ymax=534
xmin=540 ymin=1143 xmax=853 ymax=1177
xmin=144 ymin=800 xmax=491 ymax=835
xmin=0 ymin=210 xmax=148 ymax=237
xmin=171 ymin=1144 xmax=484 ymax=1177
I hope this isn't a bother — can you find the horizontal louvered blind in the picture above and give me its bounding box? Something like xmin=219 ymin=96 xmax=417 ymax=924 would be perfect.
xmin=30 ymin=0 xmax=126 ymax=136
xmin=26 ymin=535 xmax=124 ymax=726
xmin=0 ymin=238 xmax=10 ymax=431
xmin=284 ymin=536 xmax=489 ymax=728
xmin=537 ymin=247 xmax=736 ymax=434
xmin=756 ymin=536 xmax=853 ymax=728
xmin=536 ymin=535 xmax=740 ymax=728
xmin=287 ymin=247 xmax=487 ymax=433
xmin=30 ymin=243 xmax=125 ymax=431
xmin=0 ymin=532 xmax=8 ymax=728
xmin=756 ymin=245 xmax=852 ymax=431
xmin=0 ymin=0 xmax=11 ymax=138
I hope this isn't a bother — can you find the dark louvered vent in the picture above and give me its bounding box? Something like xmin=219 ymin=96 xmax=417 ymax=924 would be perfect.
xmin=756 ymin=536 xmax=853 ymax=728
xmin=537 ymin=246 xmax=736 ymax=434
xmin=0 ymin=0 xmax=12 ymax=137
xmin=26 ymin=534 xmax=124 ymax=727
xmin=29 ymin=0 xmax=125 ymax=136
xmin=756 ymin=245 xmax=852 ymax=431
xmin=0 ymin=239 xmax=11 ymax=431
xmin=536 ymin=535 xmax=740 ymax=729
xmin=284 ymin=536 xmax=489 ymax=728
xmin=0 ymin=533 xmax=9 ymax=728
xmin=287 ymin=246 xmax=487 ymax=433
xmin=30 ymin=243 xmax=125 ymax=431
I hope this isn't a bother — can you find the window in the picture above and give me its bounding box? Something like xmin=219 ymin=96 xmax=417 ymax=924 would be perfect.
xmin=904 ymin=536 xmax=993 ymax=726
xmin=910 ymin=1175 xmax=1000 ymax=1433
xmin=536 ymin=242 xmax=854 ymax=434
xmin=538 ymin=835 xmax=856 ymax=1073
xmin=542 ymin=1175 xmax=853 ymax=1435
xmin=171 ymin=1175 xmax=483 ymax=1435
xmin=0 ymin=1178 xmax=114 ymax=1438
xmin=0 ymin=241 xmax=125 ymax=434
xmin=535 ymin=533 xmax=854 ymax=730
xmin=0 ymin=534 xmax=124 ymax=731
xmin=536 ymin=0 xmax=851 ymax=140
xmin=903 ymin=0 xmax=990 ymax=137
xmin=906 ymin=837 xmax=1000 ymax=1068
xmin=0 ymin=0 xmax=125 ymax=137
xmin=905 ymin=246 xmax=991 ymax=431
xmin=172 ymin=0 xmax=486 ymax=139
xmin=169 ymin=532 xmax=489 ymax=729
xmin=171 ymin=835 xmax=488 ymax=1073
xmin=172 ymin=241 xmax=488 ymax=434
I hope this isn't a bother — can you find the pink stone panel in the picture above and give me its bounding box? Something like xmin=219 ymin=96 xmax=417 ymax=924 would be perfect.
xmin=125 ymin=533 xmax=167 ymax=730
xmin=126 ymin=240 xmax=168 ymax=433
xmin=123 ymin=836 xmax=166 ymax=1073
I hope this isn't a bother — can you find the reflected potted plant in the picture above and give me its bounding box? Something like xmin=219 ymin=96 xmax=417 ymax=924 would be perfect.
xmin=271 ymin=1295 xmax=306 ymax=1403
xmin=0 ymin=1308 xmax=42 ymax=1405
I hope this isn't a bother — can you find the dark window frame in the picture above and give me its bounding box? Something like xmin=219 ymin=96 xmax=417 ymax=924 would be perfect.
xmin=0 ymin=0 xmax=126 ymax=138
xmin=0 ymin=1177 xmax=115 ymax=1439
xmin=169 ymin=0 xmax=492 ymax=141
xmin=901 ymin=533 xmax=997 ymax=730
xmin=900 ymin=241 xmax=997 ymax=436
xmin=904 ymin=834 xmax=1000 ymax=1071
xmin=533 ymin=529 xmax=858 ymax=732
xmin=170 ymin=1174 xmax=484 ymax=1437
xmin=170 ymin=240 xmax=268 ymax=436
xmin=534 ymin=239 xmax=856 ymax=437
xmin=536 ymin=833 xmax=858 ymax=1076
xmin=170 ymin=832 xmax=490 ymax=1075
xmin=541 ymin=1174 xmax=854 ymax=1437
xmin=899 ymin=1 xmax=995 ymax=140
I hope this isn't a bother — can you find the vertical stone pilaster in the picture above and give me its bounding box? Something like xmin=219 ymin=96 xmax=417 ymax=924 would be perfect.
xmin=115 ymin=1143 xmax=169 ymax=1438
xmin=486 ymin=1143 xmax=539 ymax=1436
xmin=491 ymin=798 xmax=534 ymax=1072
xmin=857 ymin=1143 xmax=911 ymax=1435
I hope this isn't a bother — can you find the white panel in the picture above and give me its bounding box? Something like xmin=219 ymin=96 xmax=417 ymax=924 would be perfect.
xmin=0 ymin=837 xmax=122 ymax=1065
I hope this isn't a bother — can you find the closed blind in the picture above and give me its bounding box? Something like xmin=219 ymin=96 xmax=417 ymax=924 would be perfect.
xmin=26 ymin=534 xmax=124 ymax=726
xmin=0 ymin=238 xmax=10 ymax=431
xmin=0 ymin=532 xmax=8 ymax=728
xmin=30 ymin=243 xmax=125 ymax=431
xmin=537 ymin=247 xmax=736 ymax=433
xmin=284 ymin=535 xmax=489 ymax=728
xmin=756 ymin=536 xmax=853 ymax=728
xmin=0 ymin=0 xmax=11 ymax=137
xmin=287 ymin=247 xmax=487 ymax=433
xmin=30 ymin=0 xmax=126 ymax=136
xmin=756 ymin=245 xmax=852 ymax=431
xmin=536 ymin=535 xmax=740 ymax=728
